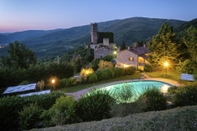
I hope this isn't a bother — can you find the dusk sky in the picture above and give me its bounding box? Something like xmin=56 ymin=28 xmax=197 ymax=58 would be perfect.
xmin=0 ymin=0 xmax=197 ymax=33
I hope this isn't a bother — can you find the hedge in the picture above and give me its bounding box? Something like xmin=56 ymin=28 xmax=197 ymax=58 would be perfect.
xmin=0 ymin=92 xmax=65 ymax=131
xmin=0 ymin=63 xmax=74 ymax=89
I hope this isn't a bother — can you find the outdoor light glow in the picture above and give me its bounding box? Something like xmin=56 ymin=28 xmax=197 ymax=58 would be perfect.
xmin=114 ymin=51 xmax=117 ymax=55
xmin=160 ymin=84 xmax=170 ymax=93
xmin=123 ymin=64 xmax=130 ymax=68
xmin=164 ymin=62 xmax=169 ymax=67
xmin=86 ymin=71 xmax=89 ymax=75
xmin=51 ymin=79 xmax=55 ymax=84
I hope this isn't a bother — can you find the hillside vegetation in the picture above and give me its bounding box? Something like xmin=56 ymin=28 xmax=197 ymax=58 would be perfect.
xmin=31 ymin=105 xmax=197 ymax=131
xmin=0 ymin=17 xmax=186 ymax=59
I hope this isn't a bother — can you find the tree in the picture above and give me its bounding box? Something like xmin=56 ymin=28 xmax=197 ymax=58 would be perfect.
xmin=83 ymin=47 xmax=94 ymax=64
xmin=148 ymin=23 xmax=180 ymax=69
xmin=0 ymin=41 xmax=37 ymax=68
xmin=92 ymin=58 xmax=101 ymax=71
xmin=183 ymin=26 xmax=197 ymax=61
xmin=120 ymin=42 xmax=126 ymax=50
xmin=73 ymin=55 xmax=83 ymax=73
xmin=80 ymin=68 xmax=94 ymax=79
xmin=98 ymin=60 xmax=114 ymax=70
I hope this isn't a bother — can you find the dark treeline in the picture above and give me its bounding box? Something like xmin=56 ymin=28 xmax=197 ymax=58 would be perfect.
xmin=0 ymin=63 xmax=74 ymax=89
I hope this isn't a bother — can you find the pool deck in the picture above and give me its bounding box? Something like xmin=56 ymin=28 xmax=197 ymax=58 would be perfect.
xmin=66 ymin=75 xmax=181 ymax=100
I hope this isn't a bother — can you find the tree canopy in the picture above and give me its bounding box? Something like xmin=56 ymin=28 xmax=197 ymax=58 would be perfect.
xmin=120 ymin=42 xmax=126 ymax=50
xmin=148 ymin=23 xmax=180 ymax=69
xmin=183 ymin=26 xmax=197 ymax=61
xmin=0 ymin=41 xmax=37 ymax=68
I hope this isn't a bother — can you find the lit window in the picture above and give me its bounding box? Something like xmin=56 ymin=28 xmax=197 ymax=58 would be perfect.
xmin=129 ymin=57 xmax=134 ymax=61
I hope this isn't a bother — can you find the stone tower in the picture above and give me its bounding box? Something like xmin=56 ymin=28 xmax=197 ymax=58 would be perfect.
xmin=90 ymin=23 xmax=98 ymax=44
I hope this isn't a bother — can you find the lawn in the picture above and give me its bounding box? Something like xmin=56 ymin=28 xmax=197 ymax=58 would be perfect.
xmin=57 ymin=72 xmax=141 ymax=93
xmin=145 ymin=71 xmax=181 ymax=81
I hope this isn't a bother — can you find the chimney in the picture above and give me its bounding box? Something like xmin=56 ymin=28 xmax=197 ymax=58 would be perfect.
xmin=128 ymin=46 xmax=131 ymax=50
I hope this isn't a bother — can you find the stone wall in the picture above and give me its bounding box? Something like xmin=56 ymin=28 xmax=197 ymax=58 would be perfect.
xmin=117 ymin=50 xmax=138 ymax=67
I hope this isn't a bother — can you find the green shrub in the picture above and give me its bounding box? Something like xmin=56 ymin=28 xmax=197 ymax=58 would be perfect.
xmin=22 ymin=92 xmax=66 ymax=110
xmin=113 ymin=67 xmax=123 ymax=77
xmin=0 ymin=96 xmax=24 ymax=130
xmin=98 ymin=60 xmax=114 ymax=70
xmin=137 ymin=87 xmax=167 ymax=112
xmin=0 ymin=92 xmax=65 ymax=130
xmin=68 ymin=77 xmax=77 ymax=86
xmin=100 ymin=69 xmax=111 ymax=80
xmin=87 ymin=73 xmax=98 ymax=83
xmin=60 ymin=77 xmax=77 ymax=88
xmin=40 ymin=109 xmax=54 ymax=127
xmin=95 ymin=70 xmax=103 ymax=80
xmin=125 ymin=66 xmax=136 ymax=75
xmin=19 ymin=80 xmax=29 ymax=85
xmin=47 ymin=63 xmax=74 ymax=79
xmin=109 ymin=68 xmax=116 ymax=78
xmin=0 ymin=63 xmax=75 ymax=90
xmin=167 ymin=86 xmax=178 ymax=95
xmin=26 ymin=64 xmax=48 ymax=82
xmin=75 ymin=90 xmax=115 ymax=122
xmin=110 ymin=84 xmax=137 ymax=103
xmin=102 ymin=55 xmax=114 ymax=61
xmin=18 ymin=103 xmax=43 ymax=130
xmin=144 ymin=64 xmax=153 ymax=72
xmin=173 ymin=85 xmax=197 ymax=107
xmin=42 ymin=96 xmax=78 ymax=126
xmin=60 ymin=78 xmax=68 ymax=88
xmin=92 ymin=58 xmax=100 ymax=71
xmin=37 ymin=80 xmax=45 ymax=91
xmin=92 ymin=67 xmax=134 ymax=82
xmin=0 ymin=67 xmax=26 ymax=88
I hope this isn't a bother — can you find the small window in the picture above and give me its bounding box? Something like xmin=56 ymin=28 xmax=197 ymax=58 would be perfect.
xmin=129 ymin=57 xmax=134 ymax=61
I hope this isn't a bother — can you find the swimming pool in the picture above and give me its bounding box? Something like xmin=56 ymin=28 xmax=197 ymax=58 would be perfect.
xmin=93 ymin=80 xmax=172 ymax=103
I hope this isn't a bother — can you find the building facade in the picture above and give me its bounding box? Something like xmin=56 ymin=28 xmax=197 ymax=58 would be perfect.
xmin=90 ymin=23 xmax=117 ymax=59
xmin=116 ymin=46 xmax=150 ymax=70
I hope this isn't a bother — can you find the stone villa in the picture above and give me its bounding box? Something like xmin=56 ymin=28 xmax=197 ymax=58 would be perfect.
xmin=90 ymin=23 xmax=117 ymax=59
xmin=116 ymin=45 xmax=150 ymax=71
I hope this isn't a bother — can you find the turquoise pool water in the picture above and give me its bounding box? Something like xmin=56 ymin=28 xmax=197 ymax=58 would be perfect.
xmin=95 ymin=80 xmax=172 ymax=103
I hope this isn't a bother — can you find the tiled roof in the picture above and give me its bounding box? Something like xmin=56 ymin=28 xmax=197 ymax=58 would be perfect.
xmin=129 ymin=47 xmax=150 ymax=55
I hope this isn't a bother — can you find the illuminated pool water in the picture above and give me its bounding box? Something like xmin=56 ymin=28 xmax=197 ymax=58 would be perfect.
xmin=93 ymin=80 xmax=172 ymax=103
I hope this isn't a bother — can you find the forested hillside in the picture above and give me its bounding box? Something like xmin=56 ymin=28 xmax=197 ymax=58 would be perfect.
xmin=0 ymin=17 xmax=190 ymax=60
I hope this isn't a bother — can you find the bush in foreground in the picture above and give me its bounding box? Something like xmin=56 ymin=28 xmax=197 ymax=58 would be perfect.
xmin=18 ymin=103 xmax=43 ymax=130
xmin=41 ymin=96 xmax=78 ymax=126
xmin=36 ymin=105 xmax=197 ymax=131
xmin=137 ymin=87 xmax=167 ymax=112
xmin=75 ymin=90 xmax=115 ymax=122
xmin=0 ymin=92 xmax=65 ymax=131
xmin=173 ymin=85 xmax=197 ymax=107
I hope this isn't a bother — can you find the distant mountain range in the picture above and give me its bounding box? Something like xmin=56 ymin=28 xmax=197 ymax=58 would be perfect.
xmin=0 ymin=17 xmax=197 ymax=60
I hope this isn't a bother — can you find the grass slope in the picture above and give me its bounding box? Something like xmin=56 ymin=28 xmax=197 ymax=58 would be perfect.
xmin=31 ymin=105 xmax=197 ymax=131
xmin=145 ymin=71 xmax=181 ymax=81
